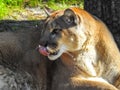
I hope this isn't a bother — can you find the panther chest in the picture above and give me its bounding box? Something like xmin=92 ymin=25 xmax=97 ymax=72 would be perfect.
xmin=76 ymin=47 xmax=98 ymax=77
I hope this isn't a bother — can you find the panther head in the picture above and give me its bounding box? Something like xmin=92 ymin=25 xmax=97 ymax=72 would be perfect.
xmin=39 ymin=7 xmax=89 ymax=60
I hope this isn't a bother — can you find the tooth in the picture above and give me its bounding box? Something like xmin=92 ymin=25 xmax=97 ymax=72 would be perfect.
xmin=39 ymin=45 xmax=41 ymax=48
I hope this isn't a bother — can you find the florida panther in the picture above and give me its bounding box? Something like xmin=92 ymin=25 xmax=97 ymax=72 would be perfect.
xmin=39 ymin=7 xmax=120 ymax=90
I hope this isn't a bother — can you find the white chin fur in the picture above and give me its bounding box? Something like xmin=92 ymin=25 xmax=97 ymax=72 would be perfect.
xmin=48 ymin=53 xmax=62 ymax=60
xmin=48 ymin=45 xmax=67 ymax=60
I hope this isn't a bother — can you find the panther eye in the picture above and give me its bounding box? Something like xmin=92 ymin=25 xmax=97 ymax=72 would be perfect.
xmin=51 ymin=29 xmax=61 ymax=35
xmin=53 ymin=29 xmax=60 ymax=33
xmin=50 ymin=29 xmax=61 ymax=39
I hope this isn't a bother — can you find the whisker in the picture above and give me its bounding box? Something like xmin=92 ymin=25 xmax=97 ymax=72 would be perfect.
xmin=65 ymin=52 xmax=74 ymax=58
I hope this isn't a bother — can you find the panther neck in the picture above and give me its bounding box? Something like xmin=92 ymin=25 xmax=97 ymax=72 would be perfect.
xmin=61 ymin=47 xmax=98 ymax=77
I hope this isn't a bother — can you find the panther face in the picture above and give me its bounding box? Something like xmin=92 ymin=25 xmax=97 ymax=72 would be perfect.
xmin=39 ymin=8 xmax=87 ymax=60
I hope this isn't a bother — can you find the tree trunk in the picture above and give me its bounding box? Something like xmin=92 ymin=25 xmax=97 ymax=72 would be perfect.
xmin=84 ymin=0 xmax=120 ymax=49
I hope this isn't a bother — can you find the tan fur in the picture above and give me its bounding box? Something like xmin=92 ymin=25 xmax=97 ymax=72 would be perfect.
xmin=56 ymin=8 xmax=120 ymax=89
xmin=41 ymin=7 xmax=120 ymax=90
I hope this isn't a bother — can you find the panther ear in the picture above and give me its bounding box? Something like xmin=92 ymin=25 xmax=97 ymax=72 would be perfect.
xmin=43 ymin=6 xmax=54 ymax=17
xmin=63 ymin=9 xmax=77 ymax=24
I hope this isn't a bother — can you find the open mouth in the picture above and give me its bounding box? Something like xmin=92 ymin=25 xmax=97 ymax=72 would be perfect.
xmin=38 ymin=45 xmax=59 ymax=56
xmin=49 ymin=50 xmax=59 ymax=55
xmin=38 ymin=45 xmax=66 ymax=60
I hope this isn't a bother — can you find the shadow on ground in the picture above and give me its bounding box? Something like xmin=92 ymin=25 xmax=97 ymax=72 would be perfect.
xmin=0 ymin=20 xmax=50 ymax=90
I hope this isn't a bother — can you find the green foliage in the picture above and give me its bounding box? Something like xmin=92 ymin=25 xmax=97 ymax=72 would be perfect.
xmin=28 ymin=0 xmax=41 ymax=7
xmin=46 ymin=0 xmax=84 ymax=10
xmin=0 ymin=0 xmax=84 ymax=19
xmin=0 ymin=0 xmax=8 ymax=19
xmin=3 ymin=0 xmax=23 ymax=6
xmin=0 ymin=0 xmax=23 ymax=19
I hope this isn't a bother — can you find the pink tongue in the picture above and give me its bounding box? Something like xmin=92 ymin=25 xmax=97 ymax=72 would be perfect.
xmin=38 ymin=45 xmax=49 ymax=56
